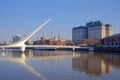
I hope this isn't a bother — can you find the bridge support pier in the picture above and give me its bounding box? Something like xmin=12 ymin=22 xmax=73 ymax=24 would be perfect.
xmin=2 ymin=48 xmax=5 ymax=51
xmin=72 ymin=48 xmax=75 ymax=51
xmin=20 ymin=46 xmax=26 ymax=52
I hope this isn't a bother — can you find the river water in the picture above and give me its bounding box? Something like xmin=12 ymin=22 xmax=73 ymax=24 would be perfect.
xmin=0 ymin=49 xmax=120 ymax=80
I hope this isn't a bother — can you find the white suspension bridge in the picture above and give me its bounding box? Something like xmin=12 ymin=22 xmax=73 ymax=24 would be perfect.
xmin=0 ymin=19 xmax=82 ymax=52
xmin=0 ymin=18 xmax=92 ymax=52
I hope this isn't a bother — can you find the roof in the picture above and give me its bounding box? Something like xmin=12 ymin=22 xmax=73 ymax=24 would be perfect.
xmin=73 ymin=26 xmax=87 ymax=30
xmin=107 ymin=33 xmax=120 ymax=38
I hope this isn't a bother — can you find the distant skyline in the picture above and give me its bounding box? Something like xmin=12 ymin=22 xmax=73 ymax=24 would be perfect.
xmin=0 ymin=0 xmax=120 ymax=42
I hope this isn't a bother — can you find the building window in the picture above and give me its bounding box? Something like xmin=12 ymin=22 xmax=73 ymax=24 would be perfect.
xmin=107 ymin=43 xmax=109 ymax=45
xmin=111 ymin=42 xmax=113 ymax=45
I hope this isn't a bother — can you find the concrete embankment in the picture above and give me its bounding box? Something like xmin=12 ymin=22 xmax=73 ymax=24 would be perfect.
xmin=94 ymin=47 xmax=120 ymax=52
xmin=34 ymin=46 xmax=92 ymax=51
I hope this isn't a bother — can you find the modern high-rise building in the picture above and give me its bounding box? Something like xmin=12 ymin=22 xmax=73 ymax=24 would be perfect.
xmin=72 ymin=26 xmax=88 ymax=45
xmin=12 ymin=34 xmax=21 ymax=43
xmin=72 ymin=20 xmax=113 ymax=45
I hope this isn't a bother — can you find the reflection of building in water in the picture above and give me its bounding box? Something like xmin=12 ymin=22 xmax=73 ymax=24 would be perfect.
xmin=72 ymin=56 xmax=88 ymax=72
xmin=87 ymin=56 xmax=112 ymax=75
xmin=31 ymin=50 xmax=74 ymax=69
xmin=102 ymin=53 xmax=120 ymax=67
xmin=72 ymin=55 xmax=112 ymax=76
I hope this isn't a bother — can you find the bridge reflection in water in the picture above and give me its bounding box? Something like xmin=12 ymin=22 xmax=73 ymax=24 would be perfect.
xmin=0 ymin=50 xmax=47 ymax=80
xmin=0 ymin=50 xmax=120 ymax=80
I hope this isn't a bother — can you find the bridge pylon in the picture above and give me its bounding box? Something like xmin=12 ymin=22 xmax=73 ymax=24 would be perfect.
xmin=0 ymin=18 xmax=51 ymax=52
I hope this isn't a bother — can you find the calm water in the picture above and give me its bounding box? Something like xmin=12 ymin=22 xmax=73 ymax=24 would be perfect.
xmin=0 ymin=50 xmax=120 ymax=80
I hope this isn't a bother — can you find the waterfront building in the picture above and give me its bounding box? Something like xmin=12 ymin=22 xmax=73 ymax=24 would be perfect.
xmin=72 ymin=26 xmax=88 ymax=45
xmin=12 ymin=34 xmax=21 ymax=43
xmin=105 ymin=24 xmax=113 ymax=37
xmin=86 ymin=21 xmax=106 ymax=40
xmin=80 ymin=39 xmax=102 ymax=46
xmin=33 ymin=34 xmax=62 ymax=45
xmin=72 ymin=20 xmax=113 ymax=45
xmin=103 ymin=33 xmax=120 ymax=47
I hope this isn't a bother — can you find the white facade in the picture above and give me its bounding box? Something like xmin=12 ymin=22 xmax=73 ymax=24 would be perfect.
xmin=87 ymin=21 xmax=113 ymax=40
xmin=87 ymin=21 xmax=106 ymax=40
xmin=105 ymin=24 xmax=113 ymax=37
xmin=88 ymin=25 xmax=106 ymax=40
xmin=72 ymin=20 xmax=113 ymax=45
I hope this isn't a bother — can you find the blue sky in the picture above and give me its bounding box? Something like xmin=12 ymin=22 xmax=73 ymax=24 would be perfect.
xmin=0 ymin=0 xmax=120 ymax=42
